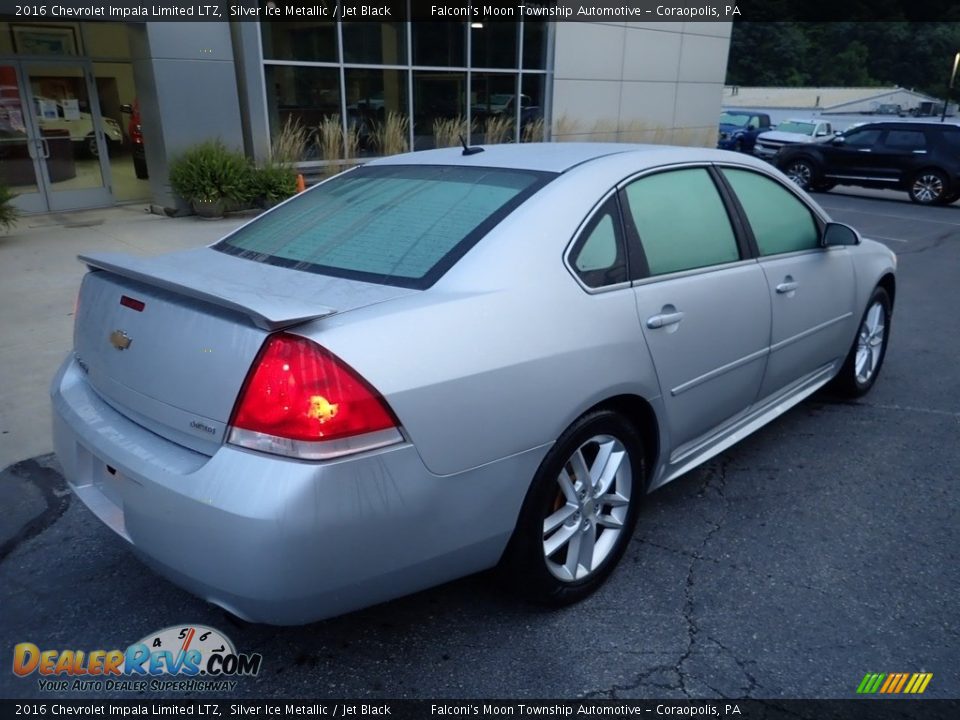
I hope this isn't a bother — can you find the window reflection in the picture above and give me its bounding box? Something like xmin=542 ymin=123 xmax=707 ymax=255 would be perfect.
xmin=412 ymin=22 xmax=465 ymax=67
xmin=345 ymin=68 xmax=408 ymax=156
xmin=261 ymin=22 xmax=337 ymax=62
xmin=471 ymin=23 xmax=517 ymax=68
xmin=523 ymin=20 xmax=547 ymax=69
xmin=413 ymin=71 xmax=466 ymax=150
xmin=342 ymin=22 xmax=407 ymax=65
xmin=265 ymin=65 xmax=341 ymax=159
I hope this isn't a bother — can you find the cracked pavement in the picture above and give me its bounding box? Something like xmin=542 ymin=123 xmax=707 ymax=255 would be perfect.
xmin=0 ymin=190 xmax=958 ymax=700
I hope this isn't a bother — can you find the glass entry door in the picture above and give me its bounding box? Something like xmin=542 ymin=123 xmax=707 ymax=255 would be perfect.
xmin=2 ymin=60 xmax=114 ymax=212
xmin=0 ymin=63 xmax=45 ymax=212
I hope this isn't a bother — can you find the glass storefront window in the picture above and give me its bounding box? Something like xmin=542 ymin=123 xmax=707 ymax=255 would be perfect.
xmin=265 ymin=65 xmax=341 ymax=160
xmin=523 ymin=20 xmax=548 ymax=70
xmin=471 ymin=72 xmax=518 ymax=144
xmin=412 ymin=22 xmax=465 ymax=67
xmin=261 ymin=21 xmax=548 ymax=158
xmin=344 ymin=68 xmax=408 ymax=157
xmin=413 ymin=70 xmax=466 ymax=150
xmin=520 ymin=74 xmax=547 ymax=142
xmin=471 ymin=23 xmax=517 ymax=69
xmin=261 ymin=22 xmax=337 ymax=62
xmin=342 ymin=22 xmax=407 ymax=65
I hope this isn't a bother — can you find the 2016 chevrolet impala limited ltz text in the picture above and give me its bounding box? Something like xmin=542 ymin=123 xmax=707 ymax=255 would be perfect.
xmin=51 ymin=143 xmax=896 ymax=624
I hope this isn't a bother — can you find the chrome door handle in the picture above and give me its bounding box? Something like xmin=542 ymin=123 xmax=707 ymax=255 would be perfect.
xmin=857 ymin=148 xmax=872 ymax=153
xmin=776 ymin=281 xmax=799 ymax=294
xmin=912 ymin=150 xmax=927 ymax=154
xmin=646 ymin=311 xmax=685 ymax=329
xmin=40 ymin=138 xmax=50 ymax=159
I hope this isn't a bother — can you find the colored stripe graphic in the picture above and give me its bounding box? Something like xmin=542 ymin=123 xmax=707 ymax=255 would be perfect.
xmin=857 ymin=673 xmax=932 ymax=694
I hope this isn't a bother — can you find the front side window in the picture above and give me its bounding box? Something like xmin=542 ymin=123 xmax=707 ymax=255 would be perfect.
xmin=622 ymin=168 xmax=740 ymax=277
xmin=569 ymin=197 xmax=628 ymax=288
xmin=843 ymin=129 xmax=882 ymax=148
xmin=216 ymin=165 xmax=552 ymax=289
xmin=722 ymin=168 xmax=820 ymax=256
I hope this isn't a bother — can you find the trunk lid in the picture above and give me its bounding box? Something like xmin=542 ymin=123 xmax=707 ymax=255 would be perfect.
xmin=73 ymin=247 xmax=416 ymax=455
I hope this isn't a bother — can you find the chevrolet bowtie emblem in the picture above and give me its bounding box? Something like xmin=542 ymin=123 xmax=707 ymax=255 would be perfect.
xmin=110 ymin=330 xmax=132 ymax=351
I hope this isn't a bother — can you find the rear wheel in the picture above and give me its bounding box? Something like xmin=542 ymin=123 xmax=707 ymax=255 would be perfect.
xmin=503 ymin=410 xmax=644 ymax=605
xmin=831 ymin=286 xmax=892 ymax=397
xmin=784 ymin=158 xmax=816 ymax=190
xmin=909 ymin=170 xmax=948 ymax=205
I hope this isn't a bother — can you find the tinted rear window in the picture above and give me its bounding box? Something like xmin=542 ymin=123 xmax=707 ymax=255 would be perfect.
xmin=215 ymin=165 xmax=552 ymax=288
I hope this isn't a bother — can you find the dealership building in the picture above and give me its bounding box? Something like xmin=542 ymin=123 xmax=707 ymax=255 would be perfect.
xmin=0 ymin=18 xmax=732 ymax=214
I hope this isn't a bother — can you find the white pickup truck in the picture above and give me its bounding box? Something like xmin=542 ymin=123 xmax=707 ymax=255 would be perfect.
xmin=754 ymin=119 xmax=834 ymax=159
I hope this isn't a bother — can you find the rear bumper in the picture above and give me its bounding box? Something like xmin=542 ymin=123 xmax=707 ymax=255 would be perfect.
xmin=51 ymin=356 xmax=543 ymax=624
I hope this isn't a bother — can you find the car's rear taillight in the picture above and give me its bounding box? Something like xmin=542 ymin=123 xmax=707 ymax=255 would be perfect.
xmin=227 ymin=333 xmax=402 ymax=460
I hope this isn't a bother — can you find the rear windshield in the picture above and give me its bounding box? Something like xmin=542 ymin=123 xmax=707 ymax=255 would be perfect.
xmin=215 ymin=164 xmax=552 ymax=289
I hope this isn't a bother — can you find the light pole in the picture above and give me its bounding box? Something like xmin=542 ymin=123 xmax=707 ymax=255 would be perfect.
xmin=941 ymin=51 xmax=960 ymax=123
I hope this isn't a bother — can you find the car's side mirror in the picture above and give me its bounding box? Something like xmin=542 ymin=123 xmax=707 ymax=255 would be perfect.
xmin=822 ymin=222 xmax=860 ymax=247
xmin=831 ymin=136 xmax=845 ymax=145
xmin=120 ymin=104 xmax=133 ymax=114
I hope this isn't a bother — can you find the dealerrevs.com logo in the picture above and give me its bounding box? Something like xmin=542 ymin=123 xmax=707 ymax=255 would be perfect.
xmin=12 ymin=625 xmax=262 ymax=692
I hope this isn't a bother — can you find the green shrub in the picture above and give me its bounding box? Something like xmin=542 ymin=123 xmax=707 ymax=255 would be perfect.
xmin=249 ymin=164 xmax=298 ymax=207
xmin=0 ymin=184 xmax=19 ymax=232
xmin=168 ymin=141 xmax=254 ymax=205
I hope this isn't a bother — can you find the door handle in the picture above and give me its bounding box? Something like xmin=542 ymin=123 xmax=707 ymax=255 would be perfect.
xmin=912 ymin=150 xmax=927 ymax=154
xmin=646 ymin=311 xmax=685 ymax=329
xmin=857 ymin=148 xmax=872 ymax=153
xmin=40 ymin=138 xmax=50 ymax=159
xmin=776 ymin=281 xmax=799 ymax=294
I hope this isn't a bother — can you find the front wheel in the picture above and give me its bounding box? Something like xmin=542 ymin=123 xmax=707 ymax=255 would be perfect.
xmin=909 ymin=170 xmax=949 ymax=205
xmin=502 ymin=410 xmax=645 ymax=606
xmin=831 ymin=286 xmax=892 ymax=397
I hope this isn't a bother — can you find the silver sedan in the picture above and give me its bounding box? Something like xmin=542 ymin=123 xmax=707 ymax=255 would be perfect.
xmin=51 ymin=143 xmax=896 ymax=624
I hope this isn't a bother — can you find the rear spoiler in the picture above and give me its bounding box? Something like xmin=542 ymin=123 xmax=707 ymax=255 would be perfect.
xmin=79 ymin=252 xmax=338 ymax=331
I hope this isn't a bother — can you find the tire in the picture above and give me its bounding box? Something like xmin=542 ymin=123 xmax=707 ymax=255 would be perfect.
xmin=831 ymin=286 xmax=892 ymax=397
xmin=502 ymin=410 xmax=645 ymax=606
xmin=908 ymin=169 xmax=948 ymax=205
xmin=86 ymin=133 xmax=99 ymax=158
xmin=783 ymin=158 xmax=817 ymax=190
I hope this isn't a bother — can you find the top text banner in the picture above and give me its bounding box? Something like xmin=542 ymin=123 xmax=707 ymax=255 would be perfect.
xmin=0 ymin=1 xmax=751 ymax=23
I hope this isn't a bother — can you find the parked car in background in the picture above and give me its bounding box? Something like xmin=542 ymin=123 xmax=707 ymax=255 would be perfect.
xmin=52 ymin=143 xmax=896 ymax=624
xmin=120 ymin=101 xmax=147 ymax=179
xmin=717 ymin=111 xmax=771 ymax=153
xmin=777 ymin=121 xmax=960 ymax=204
xmin=754 ymin=119 xmax=834 ymax=160
xmin=34 ymin=96 xmax=123 ymax=158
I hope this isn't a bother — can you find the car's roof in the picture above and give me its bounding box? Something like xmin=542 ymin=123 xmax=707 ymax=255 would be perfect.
xmin=854 ymin=121 xmax=960 ymax=131
xmin=367 ymin=143 xmax=768 ymax=174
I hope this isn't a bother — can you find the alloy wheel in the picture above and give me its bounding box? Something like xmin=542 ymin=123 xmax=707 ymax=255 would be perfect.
xmin=542 ymin=434 xmax=631 ymax=582
xmin=786 ymin=160 xmax=813 ymax=188
xmin=911 ymin=173 xmax=944 ymax=204
xmin=855 ymin=301 xmax=886 ymax=384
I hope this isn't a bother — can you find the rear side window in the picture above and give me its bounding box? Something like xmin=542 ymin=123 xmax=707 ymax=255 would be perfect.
xmin=215 ymin=165 xmax=551 ymax=288
xmin=622 ymin=168 xmax=740 ymax=277
xmin=569 ymin=196 xmax=628 ymax=288
xmin=884 ymin=130 xmax=926 ymax=150
xmin=722 ymin=168 xmax=820 ymax=256
xmin=940 ymin=130 xmax=960 ymax=150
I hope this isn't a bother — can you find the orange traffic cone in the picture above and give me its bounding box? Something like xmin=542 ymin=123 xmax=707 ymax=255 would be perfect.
xmin=295 ymin=173 xmax=306 ymax=193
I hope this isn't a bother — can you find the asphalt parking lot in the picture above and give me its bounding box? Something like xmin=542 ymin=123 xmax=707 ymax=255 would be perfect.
xmin=1 ymin=189 xmax=958 ymax=702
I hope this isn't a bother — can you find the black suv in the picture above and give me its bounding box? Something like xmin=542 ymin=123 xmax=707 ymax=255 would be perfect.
xmin=775 ymin=121 xmax=960 ymax=205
